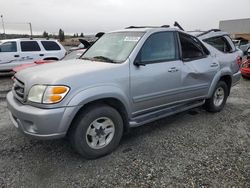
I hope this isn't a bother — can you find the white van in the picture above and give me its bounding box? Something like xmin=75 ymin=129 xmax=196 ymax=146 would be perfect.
xmin=0 ymin=38 xmax=66 ymax=71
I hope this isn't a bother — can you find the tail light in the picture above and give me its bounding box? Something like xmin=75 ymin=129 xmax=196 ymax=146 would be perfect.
xmin=236 ymin=56 xmax=241 ymax=67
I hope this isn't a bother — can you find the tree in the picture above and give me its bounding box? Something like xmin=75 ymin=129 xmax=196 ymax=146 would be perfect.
xmin=43 ymin=31 xmax=49 ymax=38
xmin=80 ymin=33 xmax=84 ymax=37
xmin=58 ymin=29 xmax=65 ymax=42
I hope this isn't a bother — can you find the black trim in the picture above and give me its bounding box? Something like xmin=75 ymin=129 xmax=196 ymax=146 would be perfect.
xmin=177 ymin=32 xmax=210 ymax=62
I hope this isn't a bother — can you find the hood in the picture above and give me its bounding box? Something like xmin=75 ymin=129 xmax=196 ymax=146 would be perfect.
xmin=15 ymin=59 xmax=121 ymax=85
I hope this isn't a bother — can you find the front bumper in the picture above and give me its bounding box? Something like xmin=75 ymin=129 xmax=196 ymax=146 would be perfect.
xmin=7 ymin=92 xmax=68 ymax=139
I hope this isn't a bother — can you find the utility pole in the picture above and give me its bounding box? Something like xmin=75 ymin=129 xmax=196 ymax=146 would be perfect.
xmin=1 ymin=14 xmax=5 ymax=38
xmin=29 ymin=22 xmax=33 ymax=38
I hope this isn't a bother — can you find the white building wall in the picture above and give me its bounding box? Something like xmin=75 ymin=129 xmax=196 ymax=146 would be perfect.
xmin=219 ymin=18 xmax=250 ymax=34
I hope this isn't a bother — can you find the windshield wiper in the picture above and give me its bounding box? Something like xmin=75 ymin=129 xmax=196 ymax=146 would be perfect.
xmin=81 ymin=57 xmax=95 ymax=61
xmin=93 ymin=56 xmax=118 ymax=63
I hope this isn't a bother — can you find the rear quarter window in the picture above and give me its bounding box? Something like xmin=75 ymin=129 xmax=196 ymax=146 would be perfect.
xmin=21 ymin=41 xmax=41 ymax=52
xmin=203 ymin=36 xmax=232 ymax=53
xmin=41 ymin=41 xmax=61 ymax=51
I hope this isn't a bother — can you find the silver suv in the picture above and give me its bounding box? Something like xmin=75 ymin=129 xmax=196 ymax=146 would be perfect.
xmin=7 ymin=27 xmax=241 ymax=158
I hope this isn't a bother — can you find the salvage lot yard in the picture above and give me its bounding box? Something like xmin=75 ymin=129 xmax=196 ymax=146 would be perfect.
xmin=0 ymin=74 xmax=249 ymax=187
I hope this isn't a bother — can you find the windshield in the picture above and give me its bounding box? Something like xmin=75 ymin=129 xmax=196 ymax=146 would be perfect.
xmin=82 ymin=32 xmax=145 ymax=63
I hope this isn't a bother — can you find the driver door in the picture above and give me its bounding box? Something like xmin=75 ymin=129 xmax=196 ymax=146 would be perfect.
xmin=130 ymin=31 xmax=182 ymax=115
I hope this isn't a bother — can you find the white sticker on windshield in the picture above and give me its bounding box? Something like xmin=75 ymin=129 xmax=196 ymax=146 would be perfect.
xmin=124 ymin=36 xmax=141 ymax=42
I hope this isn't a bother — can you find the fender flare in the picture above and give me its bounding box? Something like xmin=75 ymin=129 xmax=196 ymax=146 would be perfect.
xmin=207 ymin=69 xmax=232 ymax=98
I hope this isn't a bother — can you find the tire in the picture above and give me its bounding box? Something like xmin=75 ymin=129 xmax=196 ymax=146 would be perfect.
xmin=204 ymin=81 xmax=229 ymax=113
xmin=69 ymin=104 xmax=123 ymax=159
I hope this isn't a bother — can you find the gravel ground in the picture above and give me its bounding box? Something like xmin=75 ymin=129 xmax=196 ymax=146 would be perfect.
xmin=0 ymin=74 xmax=249 ymax=188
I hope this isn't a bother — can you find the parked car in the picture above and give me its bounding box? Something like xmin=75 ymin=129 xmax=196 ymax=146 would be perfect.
xmin=233 ymin=38 xmax=250 ymax=55
xmin=241 ymin=49 xmax=250 ymax=79
xmin=0 ymin=38 xmax=66 ymax=72
xmin=13 ymin=48 xmax=86 ymax=73
xmin=7 ymin=26 xmax=241 ymax=159
xmin=12 ymin=38 xmax=98 ymax=73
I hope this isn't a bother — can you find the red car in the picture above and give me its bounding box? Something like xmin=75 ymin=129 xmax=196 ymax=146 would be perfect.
xmin=241 ymin=58 xmax=250 ymax=79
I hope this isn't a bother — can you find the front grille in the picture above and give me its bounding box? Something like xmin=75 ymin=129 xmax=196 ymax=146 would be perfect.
xmin=13 ymin=78 xmax=25 ymax=102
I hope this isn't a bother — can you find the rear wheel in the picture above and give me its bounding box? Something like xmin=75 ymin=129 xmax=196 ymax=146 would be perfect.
xmin=204 ymin=81 xmax=229 ymax=112
xmin=69 ymin=104 xmax=123 ymax=159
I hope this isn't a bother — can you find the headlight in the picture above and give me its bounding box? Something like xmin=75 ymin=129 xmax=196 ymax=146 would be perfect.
xmin=28 ymin=85 xmax=47 ymax=103
xmin=28 ymin=85 xmax=70 ymax=104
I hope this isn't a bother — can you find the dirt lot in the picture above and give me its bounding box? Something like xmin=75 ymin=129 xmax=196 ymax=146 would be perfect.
xmin=0 ymin=74 xmax=249 ymax=188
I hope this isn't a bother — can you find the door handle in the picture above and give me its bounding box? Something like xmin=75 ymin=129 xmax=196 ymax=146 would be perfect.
xmin=14 ymin=55 xmax=20 ymax=57
xmin=39 ymin=54 xmax=44 ymax=56
xmin=168 ymin=67 xmax=178 ymax=72
xmin=210 ymin=62 xmax=219 ymax=67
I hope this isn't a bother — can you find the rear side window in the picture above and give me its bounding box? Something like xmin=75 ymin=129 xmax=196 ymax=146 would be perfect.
xmin=203 ymin=37 xmax=232 ymax=53
xmin=140 ymin=32 xmax=177 ymax=63
xmin=0 ymin=42 xmax=17 ymax=52
xmin=21 ymin=41 xmax=41 ymax=52
xmin=179 ymin=33 xmax=207 ymax=61
xmin=41 ymin=41 xmax=61 ymax=51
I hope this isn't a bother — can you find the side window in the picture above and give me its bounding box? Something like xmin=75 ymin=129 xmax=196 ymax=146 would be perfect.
xmin=41 ymin=41 xmax=61 ymax=51
xmin=179 ymin=33 xmax=206 ymax=61
xmin=203 ymin=37 xmax=232 ymax=53
xmin=0 ymin=42 xmax=17 ymax=52
xmin=139 ymin=32 xmax=177 ymax=63
xmin=21 ymin=41 xmax=41 ymax=52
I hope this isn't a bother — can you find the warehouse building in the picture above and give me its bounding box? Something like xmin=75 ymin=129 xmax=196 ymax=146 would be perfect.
xmin=219 ymin=18 xmax=250 ymax=40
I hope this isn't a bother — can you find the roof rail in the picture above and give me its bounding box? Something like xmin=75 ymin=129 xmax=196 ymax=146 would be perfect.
xmin=125 ymin=25 xmax=169 ymax=29
xmin=196 ymin=29 xmax=221 ymax=37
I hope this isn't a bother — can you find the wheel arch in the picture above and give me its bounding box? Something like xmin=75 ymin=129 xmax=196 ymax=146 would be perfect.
xmin=62 ymin=87 xmax=131 ymax=135
xmin=208 ymin=71 xmax=232 ymax=98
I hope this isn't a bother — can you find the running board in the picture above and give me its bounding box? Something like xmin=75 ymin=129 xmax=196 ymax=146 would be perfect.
xmin=129 ymin=100 xmax=205 ymax=127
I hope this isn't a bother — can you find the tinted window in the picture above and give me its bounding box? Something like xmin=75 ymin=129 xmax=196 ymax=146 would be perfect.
xmin=0 ymin=42 xmax=17 ymax=52
xmin=41 ymin=41 xmax=61 ymax=51
xmin=179 ymin=33 xmax=206 ymax=61
xmin=204 ymin=37 xmax=232 ymax=53
xmin=21 ymin=41 xmax=41 ymax=52
xmin=140 ymin=32 xmax=177 ymax=63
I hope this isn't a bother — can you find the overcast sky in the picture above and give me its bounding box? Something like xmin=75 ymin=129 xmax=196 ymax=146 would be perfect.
xmin=1 ymin=0 xmax=250 ymax=35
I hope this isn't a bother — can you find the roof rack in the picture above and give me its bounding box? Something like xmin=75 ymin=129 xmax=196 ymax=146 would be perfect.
xmin=173 ymin=22 xmax=184 ymax=31
xmin=125 ymin=25 xmax=170 ymax=29
xmin=196 ymin=29 xmax=221 ymax=37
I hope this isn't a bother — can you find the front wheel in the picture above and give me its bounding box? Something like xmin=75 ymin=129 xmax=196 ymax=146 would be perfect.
xmin=69 ymin=104 xmax=124 ymax=159
xmin=204 ymin=81 xmax=229 ymax=113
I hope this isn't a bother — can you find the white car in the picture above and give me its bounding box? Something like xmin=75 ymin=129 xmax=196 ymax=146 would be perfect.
xmin=0 ymin=38 xmax=66 ymax=71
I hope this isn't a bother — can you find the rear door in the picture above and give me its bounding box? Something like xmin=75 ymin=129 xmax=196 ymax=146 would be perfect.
xmin=20 ymin=41 xmax=43 ymax=61
xmin=178 ymin=32 xmax=219 ymax=100
xmin=203 ymin=35 xmax=240 ymax=74
xmin=130 ymin=31 xmax=182 ymax=114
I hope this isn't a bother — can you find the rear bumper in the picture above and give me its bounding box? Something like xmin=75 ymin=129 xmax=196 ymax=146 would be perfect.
xmin=7 ymin=92 xmax=68 ymax=140
xmin=232 ymin=70 xmax=242 ymax=86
